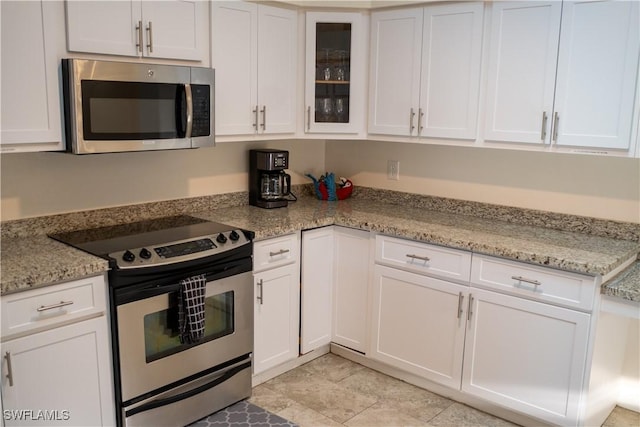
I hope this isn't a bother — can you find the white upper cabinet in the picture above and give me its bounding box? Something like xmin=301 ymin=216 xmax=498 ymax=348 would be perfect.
xmin=212 ymin=2 xmax=297 ymax=137
xmin=304 ymin=12 xmax=367 ymax=135
xmin=553 ymin=0 xmax=639 ymax=150
xmin=66 ymin=0 xmax=207 ymax=61
xmin=369 ymin=3 xmax=484 ymax=139
xmin=484 ymin=0 xmax=639 ymax=152
xmin=419 ymin=3 xmax=484 ymax=140
xmin=1 ymin=1 xmax=64 ymax=152
xmin=483 ymin=1 xmax=562 ymax=145
xmin=369 ymin=7 xmax=424 ymax=137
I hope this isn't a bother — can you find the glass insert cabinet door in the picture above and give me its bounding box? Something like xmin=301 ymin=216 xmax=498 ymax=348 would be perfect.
xmin=305 ymin=12 xmax=365 ymax=134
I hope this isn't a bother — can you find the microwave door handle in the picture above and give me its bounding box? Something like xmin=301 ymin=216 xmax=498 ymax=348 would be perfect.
xmin=185 ymin=84 xmax=193 ymax=138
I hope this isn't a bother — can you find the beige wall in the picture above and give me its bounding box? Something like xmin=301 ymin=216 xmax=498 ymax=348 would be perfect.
xmin=0 ymin=139 xmax=326 ymax=220
xmin=326 ymin=140 xmax=640 ymax=223
xmin=2 ymin=138 xmax=640 ymax=223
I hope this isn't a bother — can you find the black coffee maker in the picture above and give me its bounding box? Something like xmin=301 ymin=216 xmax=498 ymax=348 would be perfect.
xmin=249 ymin=149 xmax=292 ymax=209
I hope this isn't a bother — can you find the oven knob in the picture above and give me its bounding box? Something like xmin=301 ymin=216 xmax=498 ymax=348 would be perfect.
xmin=122 ymin=250 xmax=135 ymax=263
xmin=139 ymin=248 xmax=152 ymax=259
xmin=229 ymin=230 xmax=240 ymax=241
xmin=216 ymin=233 xmax=227 ymax=244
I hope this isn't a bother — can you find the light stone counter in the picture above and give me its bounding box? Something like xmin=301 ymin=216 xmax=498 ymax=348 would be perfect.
xmin=1 ymin=235 xmax=109 ymax=295
xmin=2 ymin=190 xmax=638 ymax=301
xmin=193 ymin=197 xmax=639 ymax=277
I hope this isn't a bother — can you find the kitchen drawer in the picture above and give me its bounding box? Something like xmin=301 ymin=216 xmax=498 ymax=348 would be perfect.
xmin=1 ymin=274 xmax=107 ymax=340
xmin=253 ymin=233 xmax=300 ymax=273
xmin=470 ymin=255 xmax=597 ymax=311
xmin=375 ymin=235 xmax=471 ymax=284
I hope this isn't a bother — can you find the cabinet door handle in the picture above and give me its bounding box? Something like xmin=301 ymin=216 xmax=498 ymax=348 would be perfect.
xmin=146 ymin=21 xmax=153 ymax=53
xmin=36 ymin=300 xmax=74 ymax=312
xmin=257 ymin=279 xmax=264 ymax=305
xmin=252 ymin=106 xmax=259 ymax=130
xmin=260 ymin=106 xmax=266 ymax=131
xmin=409 ymin=108 xmax=416 ymax=134
xmin=467 ymin=294 xmax=474 ymax=322
xmin=418 ymin=108 xmax=424 ymax=135
xmin=511 ymin=276 xmax=542 ymax=287
xmin=540 ymin=111 xmax=548 ymax=141
xmin=552 ymin=112 xmax=559 ymax=143
xmin=136 ymin=20 xmax=143 ymax=53
xmin=406 ymin=254 xmax=430 ymax=262
xmin=4 ymin=352 xmax=14 ymax=387
xmin=457 ymin=292 xmax=464 ymax=319
xmin=307 ymin=106 xmax=311 ymax=131
xmin=269 ymin=249 xmax=290 ymax=257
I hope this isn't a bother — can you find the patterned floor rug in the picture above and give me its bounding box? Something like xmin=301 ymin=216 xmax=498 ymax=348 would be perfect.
xmin=188 ymin=400 xmax=298 ymax=427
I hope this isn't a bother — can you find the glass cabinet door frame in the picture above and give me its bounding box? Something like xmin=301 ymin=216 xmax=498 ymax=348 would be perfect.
xmin=304 ymin=11 xmax=366 ymax=135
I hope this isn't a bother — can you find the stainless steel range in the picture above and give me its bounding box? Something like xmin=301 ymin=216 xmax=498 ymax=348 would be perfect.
xmin=50 ymin=216 xmax=254 ymax=427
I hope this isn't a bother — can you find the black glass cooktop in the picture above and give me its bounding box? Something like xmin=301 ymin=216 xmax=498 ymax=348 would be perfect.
xmin=49 ymin=215 xmax=238 ymax=258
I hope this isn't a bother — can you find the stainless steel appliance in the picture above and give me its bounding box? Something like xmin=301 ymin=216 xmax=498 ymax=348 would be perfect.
xmin=62 ymin=59 xmax=214 ymax=154
xmin=50 ymin=216 xmax=253 ymax=427
xmin=249 ymin=149 xmax=295 ymax=209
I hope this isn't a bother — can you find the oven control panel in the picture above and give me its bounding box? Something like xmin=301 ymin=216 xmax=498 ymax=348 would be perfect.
xmin=109 ymin=230 xmax=249 ymax=269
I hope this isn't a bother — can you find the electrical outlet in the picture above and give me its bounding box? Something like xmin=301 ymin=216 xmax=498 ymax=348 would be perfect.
xmin=387 ymin=160 xmax=400 ymax=180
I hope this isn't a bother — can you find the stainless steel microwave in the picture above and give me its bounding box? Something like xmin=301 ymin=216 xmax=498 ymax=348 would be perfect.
xmin=62 ymin=59 xmax=214 ymax=154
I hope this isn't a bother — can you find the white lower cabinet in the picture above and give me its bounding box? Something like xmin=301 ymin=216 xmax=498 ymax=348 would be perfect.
xmin=369 ymin=235 xmax=599 ymax=425
xmin=300 ymin=228 xmax=334 ymax=354
xmin=462 ymin=288 xmax=590 ymax=426
xmin=332 ymin=227 xmax=370 ymax=353
xmin=301 ymin=226 xmax=370 ymax=355
xmin=1 ymin=318 xmax=114 ymax=427
xmin=253 ymin=234 xmax=300 ymax=375
xmin=0 ymin=275 xmax=114 ymax=427
xmin=371 ymin=265 xmax=468 ymax=388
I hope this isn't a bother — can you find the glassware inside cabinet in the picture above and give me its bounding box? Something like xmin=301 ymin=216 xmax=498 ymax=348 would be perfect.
xmin=315 ymin=23 xmax=351 ymax=124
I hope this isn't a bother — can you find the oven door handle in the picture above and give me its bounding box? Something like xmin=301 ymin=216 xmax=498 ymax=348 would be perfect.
xmin=125 ymin=360 xmax=251 ymax=418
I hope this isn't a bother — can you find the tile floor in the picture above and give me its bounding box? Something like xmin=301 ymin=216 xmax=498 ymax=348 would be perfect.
xmin=249 ymin=353 xmax=640 ymax=427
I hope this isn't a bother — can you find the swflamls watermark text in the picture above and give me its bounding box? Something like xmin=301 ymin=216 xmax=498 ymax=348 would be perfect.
xmin=3 ymin=409 xmax=70 ymax=421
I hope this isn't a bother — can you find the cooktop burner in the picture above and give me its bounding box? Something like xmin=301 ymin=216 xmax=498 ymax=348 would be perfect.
xmin=49 ymin=215 xmax=252 ymax=269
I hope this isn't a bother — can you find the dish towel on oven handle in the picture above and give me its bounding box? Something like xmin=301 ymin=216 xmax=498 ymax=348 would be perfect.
xmin=178 ymin=274 xmax=207 ymax=344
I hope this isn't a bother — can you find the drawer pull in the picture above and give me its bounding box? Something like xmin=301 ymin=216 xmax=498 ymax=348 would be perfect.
xmin=511 ymin=276 xmax=542 ymax=287
xmin=406 ymin=254 xmax=430 ymax=262
xmin=269 ymin=249 xmax=290 ymax=257
xmin=257 ymin=279 xmax=264 ymax=305
xmin=36 ymin=300 xmax=74 ymax=312
xmin=5 ymin=352 xmax=14 ymax=387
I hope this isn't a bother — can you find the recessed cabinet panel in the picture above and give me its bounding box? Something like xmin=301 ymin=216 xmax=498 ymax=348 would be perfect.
xmin=484 ymin=1 xmax=561 ymax=144
xmin=212 ymin=2 xmax=296 ymax=137
xmin=257 ymin=5 xmax=298 ymax=134
xmin=1 ymin=0 xmax=63 ymax=150
xmin=211 ymin=1 xmax=258 ymax=136
xmin=553 ymin=0 xmax=639 ymax=150
xmin=371 ymin=265 xmax=467 ymax=388
xmin=66 ymin=0 xmax=206 ymax=61
xmin=253 ymin=264 xmax=300 ymax=375
xmin=462 ymin=288 xmax=590 ymax=425
xmin=66 ymin=0 xmax=141 ymax=57
xmin=420 ymin=3 xmax=484 ymax=139
xmin=368 ymin=8 xmax=423 ymax=136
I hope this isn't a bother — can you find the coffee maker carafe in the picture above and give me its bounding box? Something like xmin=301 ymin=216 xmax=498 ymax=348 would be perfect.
xmin=250 ymin=149 xmax=293 ymax=208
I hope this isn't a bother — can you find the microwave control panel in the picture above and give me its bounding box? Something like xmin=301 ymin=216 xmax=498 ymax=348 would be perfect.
xmin=191 ymin=84 xmax=211 ymax=137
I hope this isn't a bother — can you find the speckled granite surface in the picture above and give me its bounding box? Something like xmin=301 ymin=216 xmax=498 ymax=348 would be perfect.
xmin=602 ymin=261 xmax=640 ymax=302
xmin=2 ymin=188 xmax=639 ymax=301
xmin=1 ymin=235 xmax=109 ymax=295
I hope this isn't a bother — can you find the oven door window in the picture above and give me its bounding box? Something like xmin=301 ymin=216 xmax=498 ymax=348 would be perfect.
xmin=81 ymin=80 xmax=188 ymax=141
xmin=143 ymin=291 xmax=234 ymax=363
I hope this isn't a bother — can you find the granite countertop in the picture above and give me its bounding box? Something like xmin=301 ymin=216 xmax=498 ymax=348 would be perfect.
xmin=2 ymin=195 xmax=639 ymax=302
xmin=0 ymin=235 xmax=109 ymax=295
